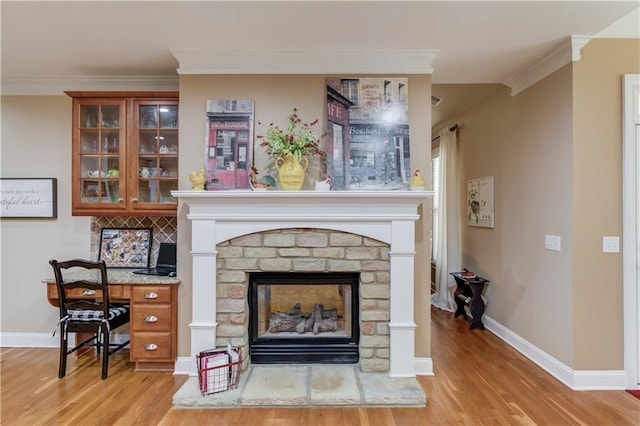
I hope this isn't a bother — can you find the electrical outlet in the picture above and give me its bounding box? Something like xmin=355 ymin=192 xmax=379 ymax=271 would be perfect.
xmin=545 ymin=235 xmax=561 ymax=252
xmin=602 ymin=236 xmax=620 ymax=253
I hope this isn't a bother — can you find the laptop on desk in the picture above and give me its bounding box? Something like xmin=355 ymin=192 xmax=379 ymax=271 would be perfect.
xmin=133 ymin=242 xmax=176 ymax=276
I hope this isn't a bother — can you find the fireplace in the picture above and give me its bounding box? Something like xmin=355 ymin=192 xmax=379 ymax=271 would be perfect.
xmin=249 ymin=272 xmax=359 ymax=364
xmin=173 ymin=190 xmax=430 ymax=377
xmin=216 ymin=227 xmax=387 ymax=371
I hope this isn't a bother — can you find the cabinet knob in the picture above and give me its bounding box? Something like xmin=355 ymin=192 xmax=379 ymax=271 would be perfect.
xmin=118 ymin=197 xmax=124 ymax=202
xmin=82 ymin=289 xmax=96 ymax=296
xmin=131 ymin=198 xmax=138 ymax=203
xmin=144 ymin=292 xmax=158 ymax=299
xmin=144 ymin=343 xmax=158 ymax=351
xmin=144 ymin=315 xmax=158 ymax=323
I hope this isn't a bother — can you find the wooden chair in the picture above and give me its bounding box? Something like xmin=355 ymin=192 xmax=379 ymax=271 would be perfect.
xmin=49 ymin=259 xmax=130 ymax=379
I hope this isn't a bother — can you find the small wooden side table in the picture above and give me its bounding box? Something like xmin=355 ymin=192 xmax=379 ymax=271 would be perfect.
xmin=450 ymin=271 xmax=490 ymax=330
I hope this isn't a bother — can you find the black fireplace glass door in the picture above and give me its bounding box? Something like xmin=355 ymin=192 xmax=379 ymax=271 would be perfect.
xmin=248 ymin=272 xmax=359 ymax=364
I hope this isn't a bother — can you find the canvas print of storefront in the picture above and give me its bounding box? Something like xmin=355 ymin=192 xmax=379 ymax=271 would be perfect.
xmin=205 ymin=99 xmax=254 ymax=190
xmin=326 ymin=77 xmax=410 ymax=190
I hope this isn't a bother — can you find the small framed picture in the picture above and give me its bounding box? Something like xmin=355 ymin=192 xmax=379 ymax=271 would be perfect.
xmin=467 ymin=176 xmax=495 ymax=228
xmin=98 ymin=227 xmax=152 ymax=268
xmin=205 ymin=99 xmax=254 ymax=190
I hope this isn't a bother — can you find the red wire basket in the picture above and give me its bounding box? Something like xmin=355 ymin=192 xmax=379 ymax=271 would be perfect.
xmin=196 ymin=346 xmax=242 ymax=395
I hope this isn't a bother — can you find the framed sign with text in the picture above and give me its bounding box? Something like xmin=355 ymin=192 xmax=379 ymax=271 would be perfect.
xmin=0 ymin=178 xmax=58 ymax=218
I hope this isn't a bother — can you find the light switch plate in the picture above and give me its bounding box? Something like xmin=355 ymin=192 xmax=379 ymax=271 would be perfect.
xmin=603 ymin=236 xmax=620 ymax=253
xmin=545 ymin=235 xmax=561 ymax=252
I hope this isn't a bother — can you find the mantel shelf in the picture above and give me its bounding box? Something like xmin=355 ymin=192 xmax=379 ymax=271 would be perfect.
xmin=172 ymin=189 xmax=433 ymax=199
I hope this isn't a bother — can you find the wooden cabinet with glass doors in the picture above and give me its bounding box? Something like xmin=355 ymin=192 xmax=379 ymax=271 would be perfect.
xmin=67 ymin=92 xmax=179 ymax=216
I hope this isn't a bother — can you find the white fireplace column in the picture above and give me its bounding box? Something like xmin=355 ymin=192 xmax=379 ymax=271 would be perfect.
xmin=388 ymin=219 xmax=418 ymax=377
xmin=188 ymin=218 xmax=218 ymax=375
xmin=173 ymin=190 xmax=432 ymax=377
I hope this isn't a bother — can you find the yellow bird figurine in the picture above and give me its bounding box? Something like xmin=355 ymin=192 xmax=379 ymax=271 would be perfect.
xmin=189 ymin=168 xmax=206 ymax=190
xmin=410 ymin=169 xmax=425 ymax=189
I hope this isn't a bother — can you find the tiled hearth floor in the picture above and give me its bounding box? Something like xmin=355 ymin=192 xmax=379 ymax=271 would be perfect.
xmin=173 ymin=364 xmax=426 ymax=408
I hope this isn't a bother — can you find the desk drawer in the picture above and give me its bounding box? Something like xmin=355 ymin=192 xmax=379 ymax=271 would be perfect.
xmin=131 ymin=332 xmax=172 ymax=360
xmin=132 ymin=305 xmax=172 ymax=331
xmin=131 ymin=286 xmax=172 ymax=303
xmin=51 ymin=286 xmax=124 ymax=300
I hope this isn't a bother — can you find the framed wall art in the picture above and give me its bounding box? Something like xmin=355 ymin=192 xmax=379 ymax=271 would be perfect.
xmin=98 ymin=227 xmax=152 ymax=268
xmin=326 ymin=77 xmax=410 ymax=190
xmin=204 ymin=99 xmax=254 ymax=190
xmin=467 ymin=176 xmax=494 ymax=228
xmin=0 ymin=178 xmax=57 ymax=218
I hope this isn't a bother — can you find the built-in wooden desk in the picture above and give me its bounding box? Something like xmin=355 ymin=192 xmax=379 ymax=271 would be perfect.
xmin=45 ymin=270 xmax=180 ymax=372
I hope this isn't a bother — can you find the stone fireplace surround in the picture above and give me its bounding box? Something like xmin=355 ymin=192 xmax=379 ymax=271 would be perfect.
xmin=173 ymin=190 xmax=430 ymax=377
xmin=227 ymin=232 xmax=382 ymax=369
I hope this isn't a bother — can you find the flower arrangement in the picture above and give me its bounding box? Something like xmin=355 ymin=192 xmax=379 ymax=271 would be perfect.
xmin=257 ymin=108 xmax=325 ymax=160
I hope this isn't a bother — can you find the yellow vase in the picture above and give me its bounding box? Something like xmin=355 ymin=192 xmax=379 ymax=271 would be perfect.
xmin=275 ymin=155 xmax=308 ymax=190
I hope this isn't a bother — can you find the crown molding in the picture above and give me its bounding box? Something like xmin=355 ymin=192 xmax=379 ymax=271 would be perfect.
xmin=503 ymin=35 xmax=592 ymax=96
xmin=1 ymin=75 xmax=179 ymax=96
xmin=171 ymin=49 xmax=438 ymax=75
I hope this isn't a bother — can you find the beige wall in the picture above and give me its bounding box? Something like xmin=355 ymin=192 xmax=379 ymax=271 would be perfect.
xmin=451 ymin=38 xmax=639 ymax=370
xmin=456 ymin=68 xmax=575 ymax=365
xmin=572 ymin=38 xmax=640 ymax=370
xmin=176 ymin=74 xmax=432 ymax=358
xmin=1 ymin=96 xmax=93 ymax=334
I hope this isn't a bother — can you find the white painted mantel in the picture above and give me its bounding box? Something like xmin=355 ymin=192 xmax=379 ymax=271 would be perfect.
xmin=172 ymin=190 xmax=432 ymax=377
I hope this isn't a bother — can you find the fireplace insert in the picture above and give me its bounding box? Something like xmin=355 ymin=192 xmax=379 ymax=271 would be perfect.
xmin=248 ymin=272 xmax=359 ymax=364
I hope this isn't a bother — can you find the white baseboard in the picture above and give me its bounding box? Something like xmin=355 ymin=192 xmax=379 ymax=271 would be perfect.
xmin=572 ymin=370 xmax=628 ymax=390
xmin=484 ymin=315 xmax=627 ymax=390
xmin=174 ymin=357 xmax=192 ymax=376
xmin=1 ymin=332 xmax=59 ymax=348
xmin=414 ymin=357 xmax=434 ymax=376
xmin=0 ymin=332 xmax=130 ymax=349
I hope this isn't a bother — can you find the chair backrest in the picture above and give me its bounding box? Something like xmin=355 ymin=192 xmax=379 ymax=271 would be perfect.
xmin=49 ymin=259 xmax=110 ymax=319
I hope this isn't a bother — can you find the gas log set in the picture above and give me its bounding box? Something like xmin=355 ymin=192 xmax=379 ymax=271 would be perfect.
xmin=268 ymin=303 xmax=338 ymax=335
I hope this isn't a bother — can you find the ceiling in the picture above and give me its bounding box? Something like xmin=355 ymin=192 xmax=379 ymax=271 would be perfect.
xmin=2 ymin=1 xmax=638 ymax=125
xmin=431 ymin=84 xmax=504 ymax=128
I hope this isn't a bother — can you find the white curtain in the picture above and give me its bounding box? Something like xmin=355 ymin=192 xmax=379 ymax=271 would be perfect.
xmin=431 ymin=126 xmax=461 ymax=312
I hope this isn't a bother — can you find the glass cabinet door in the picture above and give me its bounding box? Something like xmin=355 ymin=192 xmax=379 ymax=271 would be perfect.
xmin=134 ymin=101 xmax=178 ymax=205
xmin=78 ymin=101 xmax=124 ymax=205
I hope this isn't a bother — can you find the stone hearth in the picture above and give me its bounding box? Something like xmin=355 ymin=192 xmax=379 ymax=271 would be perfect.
xmin=173 ymin=190 xmax=430 ymax=378
xmin=173 ymin=364 xmax=427 ymax=408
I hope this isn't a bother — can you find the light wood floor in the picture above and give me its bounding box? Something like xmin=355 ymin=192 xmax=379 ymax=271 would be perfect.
xmin=2 ymin=307 xmax=638 ymax=425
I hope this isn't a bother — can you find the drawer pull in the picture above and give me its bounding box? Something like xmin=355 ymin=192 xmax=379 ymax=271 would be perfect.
xmin=144 ymin=343 xmax=158 ymax=351
xmin=82 ymin=289 xmax=96 ymax=296
xmin=144 ymin=292 xmax=158 ymax=299
xmin=144 ymin=315 xmax=158 ymax=323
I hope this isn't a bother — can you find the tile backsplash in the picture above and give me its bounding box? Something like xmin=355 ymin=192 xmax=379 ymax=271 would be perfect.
xmin=91 ymin=216 xmax=177 ymax=266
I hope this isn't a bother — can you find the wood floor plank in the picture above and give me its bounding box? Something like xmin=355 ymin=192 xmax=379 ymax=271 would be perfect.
xmin=2 ymin=307 xmax=639 ymax=425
